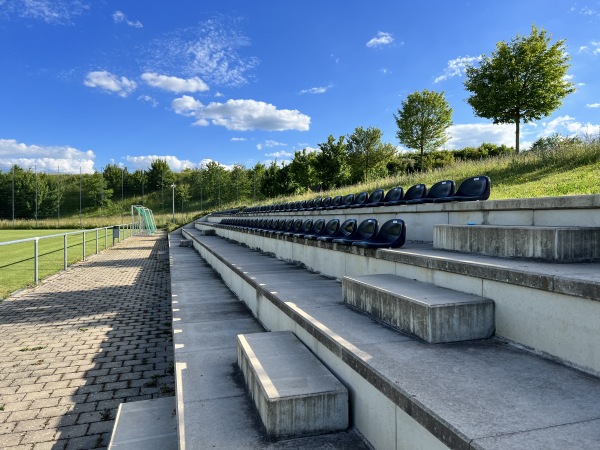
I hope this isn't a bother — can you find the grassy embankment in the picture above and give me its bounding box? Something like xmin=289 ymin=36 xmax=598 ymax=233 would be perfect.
xmin=265 ymin=137 xmax=600 ymax=205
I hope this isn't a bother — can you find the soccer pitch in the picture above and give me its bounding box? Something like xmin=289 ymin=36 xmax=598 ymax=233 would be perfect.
xmin=0 ymin=229 xmax=122 ymax=299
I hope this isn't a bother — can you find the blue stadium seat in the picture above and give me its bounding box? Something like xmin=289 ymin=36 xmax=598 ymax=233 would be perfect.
xmin=352 ymin=219 xmax=406 ymax=249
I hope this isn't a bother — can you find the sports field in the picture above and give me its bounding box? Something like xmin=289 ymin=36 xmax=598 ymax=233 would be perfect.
xmin=0 ymin=228 xmax=129 ymax=299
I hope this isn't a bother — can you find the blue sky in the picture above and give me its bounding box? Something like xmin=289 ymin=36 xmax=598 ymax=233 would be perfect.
xmin=1 ymin=0 xmax=599 ymax=174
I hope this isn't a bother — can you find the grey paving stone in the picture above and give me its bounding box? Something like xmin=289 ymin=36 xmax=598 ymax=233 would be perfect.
xmin=0 ymin=233 xmax=174 ymax=449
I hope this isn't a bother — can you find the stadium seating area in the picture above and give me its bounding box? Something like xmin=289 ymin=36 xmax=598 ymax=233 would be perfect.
xmin=234 ymin=175 xmax=490 ymax=215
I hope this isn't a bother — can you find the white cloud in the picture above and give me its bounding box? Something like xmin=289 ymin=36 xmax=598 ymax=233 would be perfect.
xmin=198 ymin=158 xmax=235 ymax=171
xmin=299 ymin=85 xmax=332 ymax=95
xmin=171 ymin=97 xmax=311 ymax=131
xmin=1 ymin=0 xmax=89 ymax=24
xmin=579 ymin=41 xmax=600 ymax=55
xmin=84 ymin=71 xmax=137 ymax=97
xmin=586 ymin=103 xmax=600 ymax=108
xmin=256 ymin=144 xmax=262 ymax=151
xmin=445 ymin=123 xmax=517 ymax=149
xmin=141 ymin=17 xmax=259 ymax=87
xmin=540 ymin=116 xmax=600 ymax=137
xmin=366 ymin=31 xmax=394 ymax=48
xmin=230 ymin=137 xmax=247 ymax=141
xmin=112 ymin=10 xmax=142 ymax=28
xmin=171 ymin=95 xmax=203 ymax=116
xmin=262 ymin=159 xmax=291 ymax=167
xmin=0 ymin=138 xmax=95 ymax=174
xmin=265 ymin=150 xmax=293 ymax=158
xmin=138 ymin=95 xmax=158 ymax=107
xmin=380 ymin=68 xmax=390 ymax=75
xmin=434 ymin=55 xmax=482 ymax=83
xmin=264 ymin=140 xmax=287 ymax=147
xmin=124 ymin=155 xmax=198 ymax=172
xmin=141 ymin=72 xmax=209 ymax=93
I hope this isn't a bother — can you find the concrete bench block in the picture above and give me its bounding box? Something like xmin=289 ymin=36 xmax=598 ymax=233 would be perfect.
xmin=343 ymin=274 xmax=494 ymax=343
xmin=179 ymin=239 xmax=193 ymax=247
xmin=434 ymin=225 xmax=600 ymax=262
xmin=236 ymin=331 xmax=348 ymax=440
xmin=108 ymin=397 xmax=177 ymax=450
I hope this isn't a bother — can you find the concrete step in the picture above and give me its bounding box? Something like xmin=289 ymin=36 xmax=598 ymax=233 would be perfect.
xmin=108 ymin=396 xmax=177 ymax=450
xmin=168 ymin=232 xmax=368 ymax=449
xmin=237 ymin=331 xmax=349 ymax=440
xmin=343 ymin=274 xmax=495 ymax=343
xmin=434 ymin=224 xmax=600 ymax=262
xmin=182 ymin=228 xmax=600 ymax=450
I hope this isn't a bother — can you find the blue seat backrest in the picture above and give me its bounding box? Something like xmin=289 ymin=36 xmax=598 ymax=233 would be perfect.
xmin=367 ymin=189 xmax=384 ymax=204
xmin=384 ymin=187 xmax=403 ymax=202
xmin=356 ymin=218 xmax=378 ymax=239
xmin=403 ymin=184 xmax=427 ymax=201
xmin=341 ymin=193 xmax=355 ymax=206
xmin=312 ymin=219 xmax=326 ymax=234
xmin=324 ymin=219 xmax=340 ymax=236
xmin=426 ymin=180 xmax=455 ymax=199
xmin=339 ymin=219 xmax=357 ymax=237
xmin=353 ymin=191 xmax=369 ymax=205
xmin=456 ymin=176 xmax=491 ymax=198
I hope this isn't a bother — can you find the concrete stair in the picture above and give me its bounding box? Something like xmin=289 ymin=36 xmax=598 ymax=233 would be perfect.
xmin=181 ymin=227 xmax=600 ymax=450
xmin=237 ymin=331 xmax=348 ymax=439
xmin=434 ymin=224 xmax=600 ymax=262
xmin=108 ymin=397 xmax=177 ymax=450
xmin=343 ymin=274 xmax=494 ymax=343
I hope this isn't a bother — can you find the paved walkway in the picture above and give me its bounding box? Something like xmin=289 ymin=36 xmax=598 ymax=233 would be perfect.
xmin=0 ymin=232 xmax=174 ymax=450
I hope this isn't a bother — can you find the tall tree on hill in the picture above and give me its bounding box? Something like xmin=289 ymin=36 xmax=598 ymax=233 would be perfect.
xmin=315 ymin=135 xmax=350 ymax=189
xmin=464 ymin=25 xmax=575 ymax=153
xmin=346 ymin=126 xmax=396 ymax=183
xmin=395 ymin=89 xmax=453 ymax=172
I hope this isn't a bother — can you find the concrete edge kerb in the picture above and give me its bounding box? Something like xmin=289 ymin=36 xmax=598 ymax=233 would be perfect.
xmin=182 ymin=229 xmax=472 ymax=450
xmin=207 ymin=223 xmax=600 ymax=302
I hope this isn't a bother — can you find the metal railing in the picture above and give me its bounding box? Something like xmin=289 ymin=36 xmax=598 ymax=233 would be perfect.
xmin=0 ymin=223 xmax=139 ymax=287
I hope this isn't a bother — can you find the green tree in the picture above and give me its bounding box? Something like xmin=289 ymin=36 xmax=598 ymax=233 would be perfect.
xmin=464 ymin=25 xmax=575 ymax=153
xmin=175 ymin=183 xmax=191 ymax=213
xmin=83 ymin=172 xmax=112 ymax=208
xmin=102 ymin=164 xmax=127 ymax=199
xmin=315 ymin=135 xmax=350 ymax=189
xmin=146 ymin=159 xmax=174 ymax=192
xmin=250 ymin=163 xmax=266 ymax=202
xmin=395 ymin=89 xmax=453 ymax=171
xmin=346 ymin=126 xmax=396 ymax=183
xmin=288 ymin=149 xmax=318 ymax=193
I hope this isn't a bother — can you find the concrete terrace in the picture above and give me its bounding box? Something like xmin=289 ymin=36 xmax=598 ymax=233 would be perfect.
xmin=182 ymin=194 xmax=600 ymax=449
xmin=0 ymin=232 xmax=174 ymax=450
xmin=168 ymin=227 xmax=369 ymax=449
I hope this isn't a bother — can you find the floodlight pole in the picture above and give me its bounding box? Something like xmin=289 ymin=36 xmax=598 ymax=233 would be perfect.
xmin=171 ymin=183 xmax=176 ymax=221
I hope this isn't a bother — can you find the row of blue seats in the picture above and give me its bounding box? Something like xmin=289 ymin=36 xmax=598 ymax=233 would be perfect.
xmin=218 ymin=216 xmax=407 ymax=249
xmin=240 ymin=175 xmax=490 ymax=214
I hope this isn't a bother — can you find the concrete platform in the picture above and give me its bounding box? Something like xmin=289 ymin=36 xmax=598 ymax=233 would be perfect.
xmin=434 ymin=224 xmax=600 ymax=262
xmin=108 ymin=396 xmax=177 ymax=450
xmin=182 ymin=227 xmax=600 ymax=450
xmin=168 ymin=230 xmax=369 ymax=450
xmin=343 ymin=274 xmax=495 ymax=343
xmin=237 ymin=331 xmax=349 ymax=439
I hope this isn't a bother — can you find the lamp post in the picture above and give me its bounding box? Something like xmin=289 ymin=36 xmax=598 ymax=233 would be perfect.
xmin=171 ymin=183 xmax=176 ymax=221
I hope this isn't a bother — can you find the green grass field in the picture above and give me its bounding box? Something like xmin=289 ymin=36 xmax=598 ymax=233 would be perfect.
xmin=0 ymin=228 xmax=132 ymax=299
